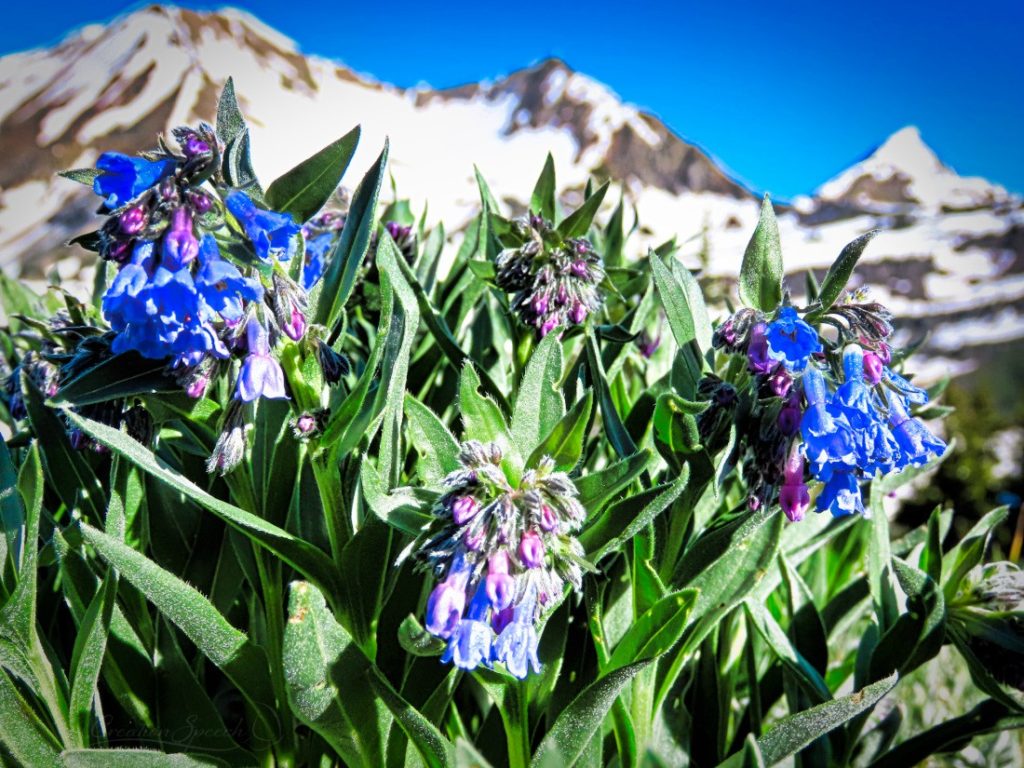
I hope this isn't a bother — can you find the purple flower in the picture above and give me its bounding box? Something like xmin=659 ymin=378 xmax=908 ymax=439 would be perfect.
xmin=426 ymin=551 xmax=471 ymax=639
xmin=747 ymin=323 xmax=773 ymax=374
xmin=225 ymin=190 xmax=299 ymax=263
xmin=863 ymin=352 xmax=884 ymax=385
xmin=235 ymin=322 xmax=287 ymax=402
xmin=441 ymin=584 xmax=495 ymax=671
xmin=119 ymin=205 xmax=147 ymax=235
xmin=485 ymin=552 xmax=515 ymax=611
xmin=518 ymin=530 xmax=545 ymax=569
xmin=451 ymin=495 xmax=481 ymax=525
xmin=282 ymin=304 xmax=306 ymax=341
xmin=769 ymin=367 xmax=792 ymax=398
xmin=162 ymin=207 xmax=199 ymax=270
xmin=779 ymin=445 xmax=809 ymax=522
xmin=765 ymin=307 xmax=822 ymax=373
xmin=93 ymin=152 xmax=175 ymax=210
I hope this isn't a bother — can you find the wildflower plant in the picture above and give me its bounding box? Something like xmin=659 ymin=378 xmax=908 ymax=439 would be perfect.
xmin=0 ymin=81 xmax=1021 ymax=768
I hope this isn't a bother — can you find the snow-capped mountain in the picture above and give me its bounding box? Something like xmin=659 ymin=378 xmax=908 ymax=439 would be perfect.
xmin=0 ymin=5 xmax=1021 ymax=382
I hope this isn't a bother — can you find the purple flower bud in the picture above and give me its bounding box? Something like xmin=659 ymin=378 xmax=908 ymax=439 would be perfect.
xmin=720 ymin=320 xmax=737 ymax=347
xmin=426 ymin=581 xmax=467 ymax=640
xmin=485 ymin=552 xmax=515 ymax=610
xmin=747 ymin=323 xmax=773 ymax=375
xmin=569 ymin=301 xmax=587 ymax=325
xmin=877 ymin=344 xmax=892 ymax=365
xmin=575 ymin=240 xmax=589 ymax=254
xmin=539 ymin=317 xmax=559 ymax=337
xmin=570 ymin=260 xmax=589 ymax=279
xmin=159 ymin=177 xmax=179 ymax=204
xmin=464 ymin=526 xmax=485 ymax=551
xmin=296 ymin=414 xmax=316 ymax=435
xmin=779 ymin=483 xmax=810 ymax=522
xmin=163 ymin=207 xmax=199 ymax=269
xmin=531 ymin=294 xmax=549 ymax=316
xmin=283 ymin=305 xmax=306 ymax=341
xmin=638 ymin=333 xmax=661 ymax=359
xmin=451 ymin=495 xmax=481 ymax=525
xmin=748 ymin=495 xmax=762 ymax=511
xmin=769 ymin=367 xmax=792 ymax=398
xmin=119 ymin=205 xmax=147 ymax=235
xmin=518 ymin=530 xmax=545 ymax=569
xmin=556 ymin=284 xmax=568 ymax=306
xmin=183 ymin=133 xmax=211 ymax=157
xmin=778 ymin=403 xmax=802 ymax=436
xmin=539 ymin=504 xmax=558 ymax=532
xmin=107 ymin=240 xmax=131 ymax=264
xmin=186 ymin=374 xmax=209 ymax=399
xmin=190 ymin=191 xmax=212 ymax=214
xmin=492 ymin=606 xmax=515 ymax=634
xmin=863 ymin=352 xmax=884 ymax=385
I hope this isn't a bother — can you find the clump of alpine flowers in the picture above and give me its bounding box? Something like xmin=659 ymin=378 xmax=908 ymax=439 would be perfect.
xmin=414 ymin=441 xmax=586 ymax=678
xmin=496 ymin=213 xmax=605 ymax=337
xmin=709 ymin=288 xmax=945 ymax=521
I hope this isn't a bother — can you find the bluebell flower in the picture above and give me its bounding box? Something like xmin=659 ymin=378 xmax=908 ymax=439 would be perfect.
xmin=441 ymin=584 xmax=495 ymax=671
xmin=766 ymin=307 xmax=822 ymax=372
xmin=884 ymin=368 xmax=930 ymax=406
xmin=816 ymin=469 xmax=865 ymax=517
xmin=800 ymin=366 xmax=856 ymax=478
xmin=833 ymin=346 xmax=876 ymax=428
xmin=225 ymin=190 xmax=299 ymax=262
xmin=425 ymin=550 xmax=472 ymax=639
xmin=887 ymin=390 xmax=946 ymax=469
xmin=303 ymin=232 xmax=334 ymax=289
xmin=492 ymin=585 xmax=542 ymax=679
xmin=235 ymin=322 xmax=287 ymax=402
xmin=194 ymin=236 xmax=262 ymax=321
xmin=93 ymin=152 xmax=175 ymax=210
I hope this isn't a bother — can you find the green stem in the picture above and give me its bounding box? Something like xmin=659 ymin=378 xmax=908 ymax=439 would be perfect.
xmin=253 ymin=550 xmax=295 ymax=768
xmin=505 ymin=680 xmax=532 ymax=768
xmin=311 ymin=451 xmax=351 ymax=565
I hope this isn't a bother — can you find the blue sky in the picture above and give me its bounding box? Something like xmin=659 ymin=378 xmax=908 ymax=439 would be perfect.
xmin=4 ymin=1 xmax=1023 ymax=198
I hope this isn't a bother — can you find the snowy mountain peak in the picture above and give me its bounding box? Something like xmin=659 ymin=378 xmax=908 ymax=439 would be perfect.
xmin=814 ymin=125 xmax=1010 ymax=215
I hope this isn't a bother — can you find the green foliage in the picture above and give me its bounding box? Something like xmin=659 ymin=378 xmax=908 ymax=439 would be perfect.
xmin=0 ymin=88 xmax=1013 ymax=768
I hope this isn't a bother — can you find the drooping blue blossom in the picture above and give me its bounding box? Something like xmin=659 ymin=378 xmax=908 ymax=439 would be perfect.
xmin=492 ymin=584 xmax=542 ymax=679
xmin=194 ymin=235 xmax=262 ymax=322
xmin=225 ymin=190 xmax=299 ymax=262
xmin=93 ymin=152 xmax=175 ymax=210
xmin=441 ymin=584 xmax=496 ymax=671
xmin=816 ymin=469 xmax=865 ymax=517
xmin=425 ymin=550 xmax=472 ymax=639
xmin=235 ymin=321 xmax=287 ymax=402
xmin=800 ymin=365 xmax=856 ymax=478
xmin=884 ymin=367 xmax=930 ymax=406
xmin=765 ymin=307 xmax=822 ymax=372
xmin=887 ymin=390 xmax=946 ymax=469
xmin=303 ymin=232 xmax=334 ymax=289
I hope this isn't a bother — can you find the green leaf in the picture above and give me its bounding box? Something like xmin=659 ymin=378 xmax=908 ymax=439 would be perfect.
xmin=531 ymin=661 xmax=650 ymax=767
xmin=68 ymin=574 xmax=116 ymax=747
xmin=530 ymin=153 xmax=558 ymax=222
xmin=466 ymin=260 xmax=496 ymax=280
xmin=59 ymin=167 xmax=101 ymax=186
xmin=405 ymin=395 xmax=461 ymax=484
xmin=75 ymin=523 xmax=276 ymax=722
xmin=0 ymin=443 xmax=40 ymax=643
xmin=22 ymin=374 xmax=105 ymax=524
xmin=459 ymin=363 xmax=512 ymax=451
xmin=867 ymin=699 xmax=1024 ymax=768
xmin=869 ymin=558 xmax=945 ymax=678
xmin=215 ymin=77 xmax=246 ymax=146
xmin=312 ymin=140 xmax=389 ymax=332
xmin=557 ymin=182 xmax=609 ymax=239
xmin=650 ymin=250 xmax=712 ymax=353
xmin=743 ymin=601 xmax=831 ymax=703
xmin=581 ymin=467 xmax=689 ymax=561
xmin=265 ymin=126 xmax=360 ymax=223
xmin=366 ymin=665 xmax=455 ymax=768
xmin=283 ymin=581 xmax=386 ymax=767
xmin=739 ymin=195 xmax=784 ymax=311
xmin=755 ymin=673 xmax=897 ymax=766
xmin=61 ymin=749 xmax=231 ymax=767
xmin=575 ymin=450 xmax=651 ymax=515
xmin=52 ymin=352 xmax=178 ymax=407
xmin=456 ymin=738 xmax=496 ymax=768
xmin=359 ymin=460 xmax=433 ymax=536
xmin=942 ymin=506 xmax=1008 ymax=602
xmin=815 ymin=230 xmax=878 ymax=313
xmin=605 ymin=589 xmax=698 ymax=672
xmin=0 ymin=670 xmax=61 ymax=767
xmin=68 ymin=413 xmax=341 ymax=596
xmin=527 ymin=389 xmax=593 ymax=471
xmin=512 ymin=333 xmax=565 ymax=455
xmin=0 ymin=439 xmax=24 ymax=593
xmin=397 ymin=614 xmax=446 ymax=657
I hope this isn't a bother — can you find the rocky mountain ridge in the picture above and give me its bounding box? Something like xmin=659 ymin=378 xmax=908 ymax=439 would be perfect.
xmin=0 ymin=4 xmax=1021 ymax=382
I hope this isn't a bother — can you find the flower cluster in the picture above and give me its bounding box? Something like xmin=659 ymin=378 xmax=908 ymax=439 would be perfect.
xmin=495 ymin=214 xmax=604 ymax=337
xmin=710 ymin=292 xmax=945 ymax=520
xmin=415 ymin=441 xmax=587 ymax=678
